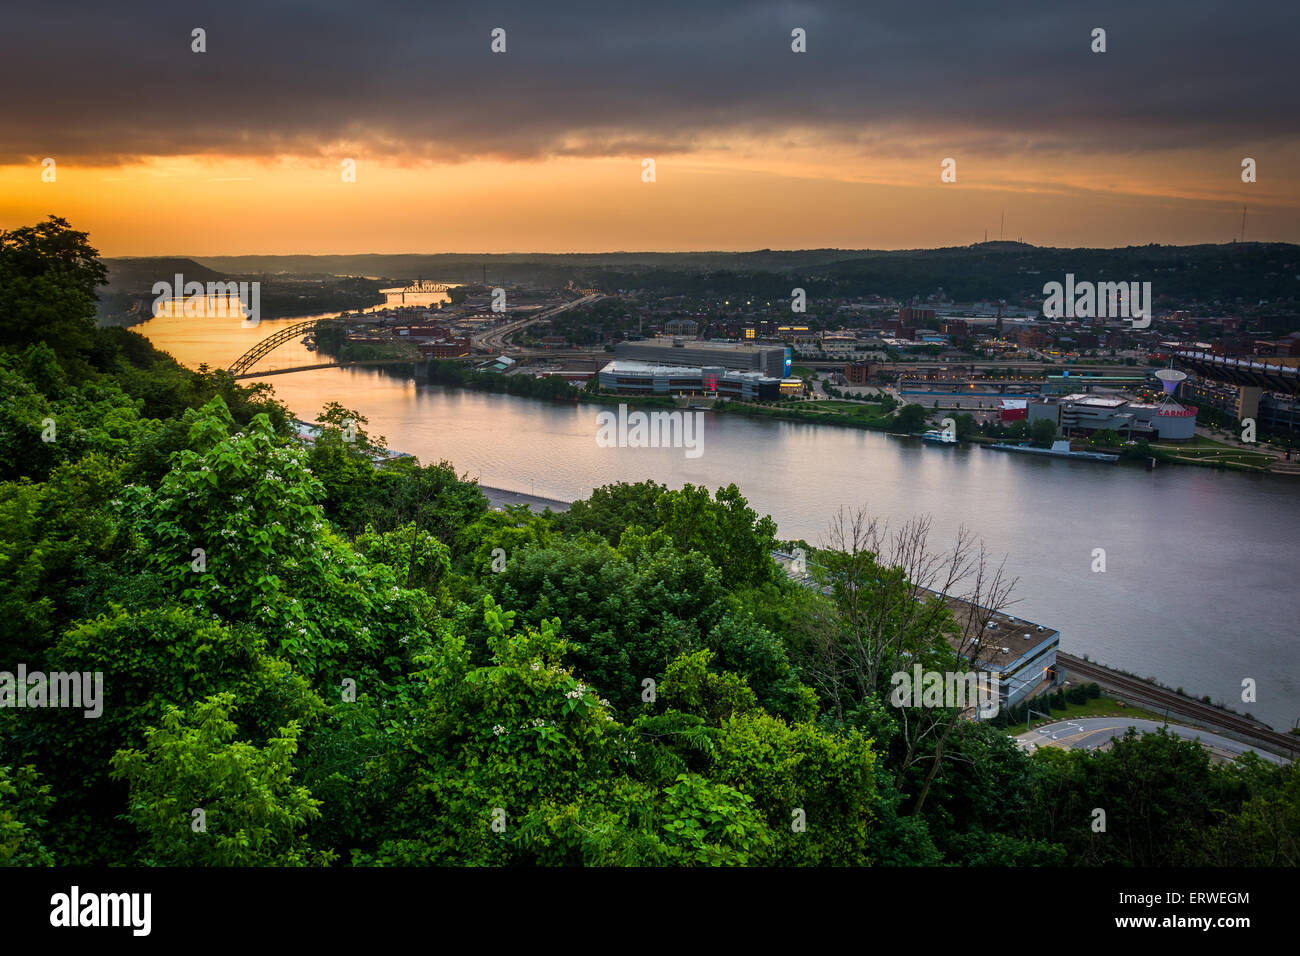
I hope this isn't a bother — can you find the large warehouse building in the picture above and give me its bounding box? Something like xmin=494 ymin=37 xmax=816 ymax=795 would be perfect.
xmin=598 ymin=360 xmax=786 ymax=400
xmin=615 ymin=338 xmax=791 ymax=379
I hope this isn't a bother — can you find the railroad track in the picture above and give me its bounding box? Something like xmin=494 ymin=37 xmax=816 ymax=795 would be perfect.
xmin=1059 ymin=652 xmax=1299 ymax=758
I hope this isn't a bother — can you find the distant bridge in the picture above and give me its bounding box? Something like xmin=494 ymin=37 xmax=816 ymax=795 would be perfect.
xmin=400 ymin=280 xmax=452 ymax=294
xmin=227 ymin=317 xmax=420 ymax=379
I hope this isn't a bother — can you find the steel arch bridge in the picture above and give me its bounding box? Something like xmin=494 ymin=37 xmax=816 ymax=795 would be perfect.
xmin=227 ymin=319 xmax=337 ymax=376
xmin=227 ymin=318 xmax=422 ymax=378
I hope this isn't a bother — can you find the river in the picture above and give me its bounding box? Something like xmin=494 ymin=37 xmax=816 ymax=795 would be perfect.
xmin=135 ymin=306 xmax=1300 ymax=731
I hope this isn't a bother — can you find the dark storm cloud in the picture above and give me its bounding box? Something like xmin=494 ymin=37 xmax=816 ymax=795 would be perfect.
xmin=1 ymin=0 xmax=1294 ymax=164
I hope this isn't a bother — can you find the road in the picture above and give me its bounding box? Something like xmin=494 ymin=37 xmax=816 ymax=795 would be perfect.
xmin=1017 ymin=717 xmax=1290 ymax=765
xmin=474 ymin=293 xmax=604 ymax=353
xmin=1059 ymin=652 xmax=1299 ymax=759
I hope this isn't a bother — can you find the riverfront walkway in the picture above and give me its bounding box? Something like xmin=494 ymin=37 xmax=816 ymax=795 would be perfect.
xmin=480 ymin=484 xmax=572 ymax=512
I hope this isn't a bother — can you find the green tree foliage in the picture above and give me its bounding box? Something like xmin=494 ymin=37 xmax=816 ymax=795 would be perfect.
xmin=892 ymin=403 xmax=928 ymax=432
xmin=1030 ymin=417 xmax=1058 ymax=446
xmin=0 ymin=216 xmax=107 ymax=360
xmin=655 ymin=483 xmax=780 ymax=588
xmin=1025 ymin=729 xmax=1244 ymax=866
xmin=552 ymin=479 xmax=667 ymax=543
xmin=0 ymin=454 xmax=132 ymax=661
xmin=0 ymin=763 xmax=55 ymax=866
xmin=118 ymin=397 xmax=433 ymax=683
xmin=487 ymin=534 xmax=724 ymax=711
xmin=305 ymin=407 xmax=486 ymax=547
xmin=110 ymin=693 xmax=332 ymax=866
xmin=12 ymin=605 xmax=322 ymax=863
xmin=951 ymin=412 xmax=978 ymax=441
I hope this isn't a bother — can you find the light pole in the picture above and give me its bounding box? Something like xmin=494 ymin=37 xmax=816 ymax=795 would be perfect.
xmin=1027 ymin=705 xmax=1050 ymax=734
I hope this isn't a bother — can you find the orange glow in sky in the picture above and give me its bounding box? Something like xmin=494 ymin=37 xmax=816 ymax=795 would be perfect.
xmin=1 ymin=141 xmax=1295 ymax=254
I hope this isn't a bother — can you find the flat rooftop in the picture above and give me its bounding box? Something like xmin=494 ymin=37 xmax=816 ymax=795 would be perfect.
xmin=623 ymin=339 xmax=784 ymax=353
xmin=919 ymin=587 xmax=1060 ymax=674
xmin=1053 ymin=393 xmax=1128 ymax=407
xmin=601 ymin=359 xmax=775 ymax=380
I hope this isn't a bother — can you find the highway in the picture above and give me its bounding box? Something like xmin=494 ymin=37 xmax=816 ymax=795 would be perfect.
xmin=474 ymin=293 xmax=604 ymax=353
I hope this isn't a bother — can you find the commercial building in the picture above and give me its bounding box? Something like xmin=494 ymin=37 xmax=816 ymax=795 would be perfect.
xmin=475 ymin=355 xmax=515 ymax=374
xmin=941 ymin=595 xmax=1061 ymax=711
xmin=1028 ymin=393 xmax=1196 ymax=440
xmin=615 ymin=338 xmax=790 ymax=379
xmin=899 ymin=307 xmax=937 ymax=325
xmin=417 ymin=337 xmax=470 ymax=359
xmin=598 ymin=360 xmax=782 ymax=401
xmin=845 ymin=361 xmax=877 ymax=385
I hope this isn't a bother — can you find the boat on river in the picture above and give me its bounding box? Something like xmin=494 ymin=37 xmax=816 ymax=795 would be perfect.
xmin=982 ymin=439 xmax=1118 ymax=462
xmin=920 ymin=429 xmax=958 ymax=445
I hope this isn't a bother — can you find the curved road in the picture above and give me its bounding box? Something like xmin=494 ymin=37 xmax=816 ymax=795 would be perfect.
xmin=1017 ymin=717 xmax=1290 ymax=765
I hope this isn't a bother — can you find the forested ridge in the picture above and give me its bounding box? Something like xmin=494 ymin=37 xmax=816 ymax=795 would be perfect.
xmin=1 ymin=218 xmax=1296 ymax=867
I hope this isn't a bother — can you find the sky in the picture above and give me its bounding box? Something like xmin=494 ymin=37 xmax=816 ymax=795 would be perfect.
xmin=1 ymin=0 xmax=1296 ymax=255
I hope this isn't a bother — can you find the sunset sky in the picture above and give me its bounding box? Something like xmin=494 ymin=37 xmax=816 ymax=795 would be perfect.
xmin=2 ymin=0 xmax=1296 ymax=255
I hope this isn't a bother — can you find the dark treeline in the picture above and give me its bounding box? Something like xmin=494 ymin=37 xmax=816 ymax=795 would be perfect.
xmin=588 ymin=243 xmax=1300 ymax=315
xmin=1 ymin=217 xmax=1296 ymax=867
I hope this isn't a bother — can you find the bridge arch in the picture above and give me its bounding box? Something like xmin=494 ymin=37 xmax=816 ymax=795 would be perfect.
xmin=227 ymin=318 xmax=340 ymax=377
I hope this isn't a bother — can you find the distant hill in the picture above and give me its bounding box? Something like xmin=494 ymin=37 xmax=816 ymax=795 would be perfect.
xmin=94 ymin=258 xmax=385 ymax=327
xmin=107 ymin=243 xmax=1300 ymax=314
xmin=188 ymin=250 xmax=868 ymax=283
xmin=101 ymin=257 xmax=226 ymax=293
